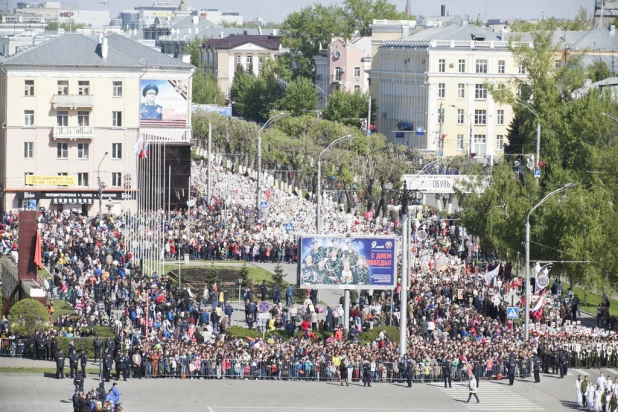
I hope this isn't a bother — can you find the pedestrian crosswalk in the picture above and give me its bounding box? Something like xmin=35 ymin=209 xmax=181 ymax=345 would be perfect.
xmin=428 ymin=381 xmax=544 ymax=410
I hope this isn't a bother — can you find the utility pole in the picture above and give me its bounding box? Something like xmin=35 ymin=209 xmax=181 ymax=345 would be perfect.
xmin=97 ymin=152 xmax=108 ymax=224
xmin=438 ymin=102 xmax=443 ymax=156
xmin=207 ymin=121 xmax=212 ymax=203
xmin=366 ymin=93 xmax=371 ymax=136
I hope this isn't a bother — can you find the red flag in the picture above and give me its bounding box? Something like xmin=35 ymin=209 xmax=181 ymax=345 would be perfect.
xmin=34 ymin=231 xmax=43 ymax=270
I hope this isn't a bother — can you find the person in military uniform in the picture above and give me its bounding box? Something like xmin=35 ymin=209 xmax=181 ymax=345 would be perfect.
xmin=69 ymin=349 xmax=79 ymax=378
xmin=140 ymin=84 xmax=163 ymax=120
xmin=55 ymin=348 xmax=65 ymax=379
xmin=325 ymin=248 xmax=342 ymax=283
xmin=79 ymin=350 xmax=88 ymax=378
xmin=300 ymin=255 xmax=318 ymax=284
xmin=315 ymin=260 xmax=327 ymax=284
xmin=341 ymin=241 xmax=359 ymax=267
xmin=354 ymin=257 xmax=370 ymax=285
xmin=103 ymin=352 xmax=113 ymax=382
xmin=533 ymin=353 xmax=541 ymax=383
xmin=327 ymin=239 xmax=342 ymax=259
xmin=310 ymin=241 xmax=325 ymax=264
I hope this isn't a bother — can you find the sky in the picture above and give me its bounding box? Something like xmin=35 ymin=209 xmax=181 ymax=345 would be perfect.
xmin=10 ymin=0 xmax=593 ymax=23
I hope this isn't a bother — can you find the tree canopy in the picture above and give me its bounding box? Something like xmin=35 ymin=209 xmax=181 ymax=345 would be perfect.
xmin=461 ymin=22 xmax=618 ymax=292
xmin=8 ymin=299 xmax=50 ymax=336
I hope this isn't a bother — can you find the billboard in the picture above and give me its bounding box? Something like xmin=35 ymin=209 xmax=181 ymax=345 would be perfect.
xmin=297 ymin=236 xmax=397 ymax=290
xmin=140 ymin=79 xmax=188 ymax=127
xmin=25 ymin=175 xmax=76 ymax=186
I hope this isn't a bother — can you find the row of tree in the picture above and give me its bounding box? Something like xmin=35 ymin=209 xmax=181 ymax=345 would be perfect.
xmin=459 ymin=21 xmax=618 ymax=293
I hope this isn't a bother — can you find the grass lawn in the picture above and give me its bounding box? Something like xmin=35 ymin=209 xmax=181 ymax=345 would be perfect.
xmin=569 ymin=284 xmax=618 ymax=317
xmin=162 ymin=263 xmax=273 ymax=285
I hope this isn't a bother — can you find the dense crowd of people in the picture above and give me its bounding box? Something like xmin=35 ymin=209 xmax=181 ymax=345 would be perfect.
xmin=1 ymin=155 xmax=617 ymax=412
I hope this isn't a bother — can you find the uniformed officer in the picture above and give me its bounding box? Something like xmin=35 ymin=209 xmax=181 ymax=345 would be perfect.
xmin=406 ymin=360 xmax=414 ymax=387
xmin=507 ymin=354 xmax=517 ymax=385
xmin=533 ymin=353 xmax=541 ymax=383
xmin=140 ymin=84 xmax=163 ymax=120
xmin=79 ymin=350 xmax=88 ymax=377
xmin=55 ymin=348 xmax=65 ymax=379
xmin=442 ymin=358 xmax=452 ymax=388
xmin=69 ymin=349 xmax=79 ymax=378
xmin=73 ymin=373 xmax=84 ymax=393
xmin=362 ymin=360 xmax=371 ymax=387
xmin=103 ymin=352 xmax=113 ymax=382
xmin=558 ymin=348 xmax=568 ymax=378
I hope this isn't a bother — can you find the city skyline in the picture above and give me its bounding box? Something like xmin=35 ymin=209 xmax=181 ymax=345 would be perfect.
xmin=10 ymin=0 xmax=594 ymax=24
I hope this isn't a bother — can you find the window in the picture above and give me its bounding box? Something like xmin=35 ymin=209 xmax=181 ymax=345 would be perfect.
xmin=78 ymin=81 xmax=90 ymax=95
xmin=236 ymin=55 xmax=241 ymax=64
xmin=438 ymin=83 xmax=445 ymax=98
xmin=24 ymin=80 xmax=34 ymax=96
xmin=24 ymin=172 xmax=33 ymax=186
xmin=354 ymin=84 xmax=360 ymax=93
xmin=24 ymin=110 xmax=34 ymax=127
xmin=112 ymin=111 xmax=122 ymax=127
xmin=354 ymin=67 xmax=361 ymax=77
xmin=555 ymin=60 xmax=561 ymax=69
xmin=77 ymin=173 xmax=89 ymax=187
xmin=113 ymin=81 xmax=123 ymax=97
xmin=457 ymin=109 xmax=464 ymax=124
xmin=458 ymin=59 xmax=465 ymax=73
xmin=497 ymin=109 xmax=504 ymax=125
xmin=438 ymin=59 xmax=446 ymax=72
xmin=24 ymin=142 xmax=33 ymax=158
xmin=56 ymin=143 xmax=68 ymax=159
xmin=475 ymin=84 xmax=487 ymax=99
xmin=457 ymin=134 xmax=464 ymax=150
xmin=56 ymin=111 xmax=68 ymax=127
xmin=496 ymin=135 xmax=504 ymax=150
xmin=111 ymin=172 xmax=122 ymax=187
xmin=77 ymin=143 xmax=89 ymax=159
xmin=457 ymin=83 xmax=465 ymax=99
xmin=498 ymin=60 xmax=505 ymax=74
xmin=518 ymin=64 xmax=526 ymax=74
xmin=473 ymin=134 xmax=486 ymax=156
xmin=112 ymin=143 xmax=122 ymax=159
xmin=57 ymin=172 xmax=68 ymax=187
xmin=474 ymin=110 xmax=487 ymax=125
xmin=78 ymin=111 xmax=90 ymax=127
xmin=57 ymin=80 xmax=68 ymax=95
xmin=475 ymin=59 xmax=488 ymax=74
xmin=334 ymin=67 xmax=342 ymax=81
xmin=246 ymin=56 xmax=253 ymax=65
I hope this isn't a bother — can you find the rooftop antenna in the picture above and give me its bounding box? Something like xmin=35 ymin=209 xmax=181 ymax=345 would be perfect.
xmin=406 ymin=0 xmax=411 ymax=20
xmin=98 ymin=0 xmax=110 ymax=14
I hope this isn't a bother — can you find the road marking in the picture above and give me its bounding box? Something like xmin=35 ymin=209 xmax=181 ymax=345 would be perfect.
xmin=428 ymin=382 xmax=543 ymax=410
xmin=605 ymin=369 xmax=618 ymax=375
xmin=208 ymin=408 xmax=214 ymax=412
xmin=571 ymin=368 xmax=590 ymax=376
xmin=208 ymin=408 xmax=454 ymax=411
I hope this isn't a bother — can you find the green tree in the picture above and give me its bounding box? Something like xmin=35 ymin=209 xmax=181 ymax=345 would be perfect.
xmin=322 ymin=90 xmax=375 ymax=126
xmin=588 ymin=60 xmax=612 ymax=83
xmin=272 ymin=262 xmax=286 ymax=288
xmin=237 ymin=262 xmax=250 ymax=286
xmin=278 ymin=77 xmax=319 ymax=115
xmin=185 ymin=37 xmax=202 ymax=67
xmin=8 ymin=299 xmax=50 ymax=336
xmin=510 ymin=7 xmax=589 ymax=32
xmin=343 ymin=0 xmax=410 ymax=36
xmin=192 ymin=70 xmax=224 ymax=105
xmin=229 ymin=64 xmax=256 ymax=117
xmin=205 ymin=262 xmax=217 ymax=286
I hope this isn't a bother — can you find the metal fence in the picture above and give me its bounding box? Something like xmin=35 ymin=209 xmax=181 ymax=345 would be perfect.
xmin=0 ymin=338 xmax=33 ymax=358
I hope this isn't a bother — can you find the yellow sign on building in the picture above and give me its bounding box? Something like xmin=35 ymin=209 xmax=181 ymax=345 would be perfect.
xmin=25 ymin=175 xmax=77 ymax=186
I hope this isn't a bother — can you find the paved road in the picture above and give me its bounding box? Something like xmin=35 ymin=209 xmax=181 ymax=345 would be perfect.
xmin=0 ymin=367 xmax=596 ymax=412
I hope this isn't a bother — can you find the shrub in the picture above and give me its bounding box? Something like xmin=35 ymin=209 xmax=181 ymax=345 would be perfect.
xmin=51 ymin=299 xmax=77 ymax=320
xmin=357 ymin=326 xmax=400 ymax=345
xmin=56 ymin=337 xmax=97 ymax=358
xmin=8 ymin=299 xmax=50 ymax=336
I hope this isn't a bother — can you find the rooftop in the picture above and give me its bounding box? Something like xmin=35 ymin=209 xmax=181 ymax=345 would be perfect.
xmin=202 ymin=34 xmax=280 ymax=50
xmin=2 ymin=33 xmax=193 ymax=69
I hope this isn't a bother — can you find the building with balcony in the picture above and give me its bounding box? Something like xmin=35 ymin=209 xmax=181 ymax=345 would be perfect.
xmin=372 ymin=23 xmax=524 ymax=159
xmin=0 ymin=33 xmax=194 ymax=215
xmin=200 ymin=34 xmax=282 ymax=96
xmin=314 ymin=37 xmax=372 ymax=107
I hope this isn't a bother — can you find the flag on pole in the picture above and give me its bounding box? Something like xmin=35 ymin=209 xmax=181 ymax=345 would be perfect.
xmin=133 ymin=135 xmax=144 ymax=156
xmin=484 ymin=264 xmax=500 ymax=286
xmin=33 ymin=231 xmax=43 ymax=270
xmin=133 ymin=136 xmax=149 ymax=159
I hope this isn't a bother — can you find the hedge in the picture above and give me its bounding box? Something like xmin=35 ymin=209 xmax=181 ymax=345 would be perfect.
xmin=56 ymin=337 xmax=99 ymax=358
xmin=53 ymin=325 xmax=116 ymax=339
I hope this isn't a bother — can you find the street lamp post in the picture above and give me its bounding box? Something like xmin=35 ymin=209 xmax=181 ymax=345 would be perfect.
xmin=97 ymin=152 xmax=108 ymax=224
xmin=257 ymin=113 xmax=288 ymax=220
xmin=449 ymin=105 xmax=473 ymax=157
xmin=316 ymin=135 xmax=353 ymax=234
xmin=524 ymin=183 xmax=577 ymax=340
xmin=237 ymin=276 xmax=242 ymax=326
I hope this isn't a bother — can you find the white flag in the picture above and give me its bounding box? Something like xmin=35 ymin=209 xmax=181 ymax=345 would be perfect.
xmin=484 ymin=264 xmax=500 ymax=286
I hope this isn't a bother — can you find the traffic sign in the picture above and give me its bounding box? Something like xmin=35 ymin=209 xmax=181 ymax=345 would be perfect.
xmin=533 ymin=168 xmax=541 ymax=178
xmin=507 ymin=307 xmax=520 ymax=319
xmin=258 ymin=301 xmax=271 ymax=313
xmin=438 ymin=150 xmax=444 ymax=157
xmin=284 ymin=222 xmax=294 ymax=232
xmin=260 ymin=201 xmax=268 ymax=208
xmin=258 ymin=312 xmax=272 ymax=320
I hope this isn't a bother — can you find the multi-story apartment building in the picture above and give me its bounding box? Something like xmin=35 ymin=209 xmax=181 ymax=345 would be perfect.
xmin=373 ymin=23 xmax=524 ymax=159
xmin=0 ymin=33 xmax=194 ymax=215
xmin=200 ymin=34 xmax=282 ymax=96
xmin=314 ymin=37 xmax=372 ymax=106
